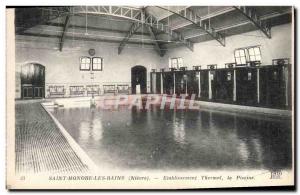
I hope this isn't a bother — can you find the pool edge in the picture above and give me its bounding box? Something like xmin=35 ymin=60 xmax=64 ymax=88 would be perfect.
xmin=41 ymin=103 xmax=99 ymax=172
xmin=195 ymin=100 xmax=292 ymax=117
xmin=44 ymin=96 xmax=292 ymax=117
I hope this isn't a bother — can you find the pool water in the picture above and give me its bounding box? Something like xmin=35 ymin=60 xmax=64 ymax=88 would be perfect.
xmin=51 ymin=105 xmax=292 ymax=171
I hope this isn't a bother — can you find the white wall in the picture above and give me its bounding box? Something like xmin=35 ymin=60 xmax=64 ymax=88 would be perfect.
xmin=15 ymin=37 xmax=163 ymax=98
xmin=15 ymin=23 xmax=292 ymax=98
xmin=161 ymin=23 xmax=292 ymax=69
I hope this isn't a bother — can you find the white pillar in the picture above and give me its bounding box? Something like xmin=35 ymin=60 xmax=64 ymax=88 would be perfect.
xmin=257 ymin=69 xmax=260 ymax=104
xmin=152 ymin=73 xmax=156 ymax=94
xmin=284 ymin=66 xmax=288 ymax=106
xmin=185 ymin=80 xmax=188 ymax=96
xmin=160 ymin=73 xmax=163 ymax=94
xmin=198 ymin=72 xmax=201 ymax=98
xmin=233 ymin=70 xmax=236 ymax=102
xmin=173 ymin=72 xmax=176 ymax=94
xmin=208 ymin=71 xmax=212 ymax=100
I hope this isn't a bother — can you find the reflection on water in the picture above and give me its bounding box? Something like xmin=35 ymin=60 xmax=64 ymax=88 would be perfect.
xmin=51 ymin=106 xmax=292 ymax=171
xmin=173 ymin=112 xmax=186 ymax=145
xmin=238 ymin=141 xmax=250 ymax=162
xmin=78 ymin=110 xmax=103 ymax=141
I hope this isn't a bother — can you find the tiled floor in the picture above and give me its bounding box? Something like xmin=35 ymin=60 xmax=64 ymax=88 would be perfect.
xmin=15 ymin=100 xmax=89 ymax=174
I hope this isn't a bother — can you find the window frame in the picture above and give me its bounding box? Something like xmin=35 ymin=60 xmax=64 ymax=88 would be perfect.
xmin=92 ymin=57 xmax=103 ymax=71
xmin=234 ymin=46 xmax=262 ymax=66
xmin=169 ymin=57 xmax=183 ymax=69
xmin=177 ymin=57 xmax=183 ymax=68
xmin=247 ymin=46 xmax=261 ymax=62
xmin=79 ymin=56 xmax=91 ymax=71
xmin=234 ymin=49 xmax=247 ymax=66
xmin=170 ymin=58 xmax=178 ymax=69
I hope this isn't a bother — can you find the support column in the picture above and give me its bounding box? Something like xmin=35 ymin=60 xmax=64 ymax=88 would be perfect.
xmin=284 ymin=65 xmax=289 ymax=106
xmin=198 ymin=72 xmax=201 ymax=97
xmin=173 ymin=72 xmax=176 ymax=94
xmin=150 ymin=73 xmax=152 ymax=93
xmin=185 ymin=80 xmax=188 ymax=96
xmin=257 ymin=69 xmax=260 ymax=104
xmin=208 ymin=71 xmax=212 ymax=100
xmin=152 ymin=73 xmax=156 ymax=94
xmin=160 ymin=73 xmax=163 ymax=94
xmin=233 ymin=70 xmax=236 ymax=102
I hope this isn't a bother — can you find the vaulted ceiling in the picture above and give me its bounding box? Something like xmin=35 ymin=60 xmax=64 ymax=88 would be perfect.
xmin=15 ymin=6 xmax=292 ymax=56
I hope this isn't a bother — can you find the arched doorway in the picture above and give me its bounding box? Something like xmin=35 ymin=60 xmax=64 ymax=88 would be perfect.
xmin=131 ymin=65 xmax=147 ymax=94
xmin=21 ymin=63 xmax=45 ymax=99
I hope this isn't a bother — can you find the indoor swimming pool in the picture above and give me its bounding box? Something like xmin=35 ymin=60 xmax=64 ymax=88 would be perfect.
xmin=49 ymin=104 xmax=292 ymax=171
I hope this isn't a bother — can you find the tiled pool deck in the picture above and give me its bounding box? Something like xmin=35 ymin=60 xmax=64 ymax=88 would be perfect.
xmin=15 ymin=101 xmax=89 ymax=174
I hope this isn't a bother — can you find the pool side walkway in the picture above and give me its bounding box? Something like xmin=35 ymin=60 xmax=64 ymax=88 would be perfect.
xmin=15 ymin=101 xmax=89 ymax=174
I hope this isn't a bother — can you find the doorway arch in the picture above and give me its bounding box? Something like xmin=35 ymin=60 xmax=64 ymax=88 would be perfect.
xmin=21 ymin=63 xmax=45 ymax=99
xmin=131 ymin=65 xmax=147 ymax=94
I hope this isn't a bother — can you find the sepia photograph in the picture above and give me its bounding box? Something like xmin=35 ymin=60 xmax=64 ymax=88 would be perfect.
xmin=6 ymin=4 xmax=295 ymax=189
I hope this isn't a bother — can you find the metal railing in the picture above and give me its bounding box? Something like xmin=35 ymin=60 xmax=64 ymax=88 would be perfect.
xmin=45 ymin=82 xmax=132 ymax=98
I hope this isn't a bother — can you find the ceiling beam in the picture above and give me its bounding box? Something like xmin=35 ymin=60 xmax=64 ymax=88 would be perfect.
xmin=201 ymin=7 xmax=236 ymax=20
xmin=157 ymin=6 xmax=190 ymax=21
xmin=73 ymin=6 xmax=194 ymax=51
xmin=15 ymin=7 xmax=70 ymax=34
xmin=59 ymin=15 xmax=71 ymax=51
xmin=43 ymin=22 xmax=151 ymax=36
xmin=73 ymin=6 xmax=145 ymax=23
xmin=183 ymin=9 xmax=290 ymax=40
xmin=118 ymin=22 xmax=142 ymax=54
xmin=17 ymin=32 xmax=155 ymax=46
xmin=147 ymin=26 xmax=165 ymax=57
xmin=118 ymin=8 xmax=166 ymax=55
xmin=171 ymin=7 xmax=236 ymax=30
xmin=144 ymin=11 xmax=194 ymax=51
xmin=157 ymin=6 xmax=226 ymax=46
xmin=144 ymin=8 xmax=165 ymax=57
xmin=234 ymin=6 xmax=271 ymax=38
